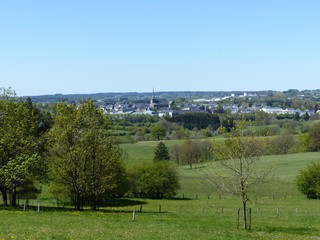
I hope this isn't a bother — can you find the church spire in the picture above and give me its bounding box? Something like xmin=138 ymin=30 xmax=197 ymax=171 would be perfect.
xmin=150 ymin=88 xmax=156 ymax=109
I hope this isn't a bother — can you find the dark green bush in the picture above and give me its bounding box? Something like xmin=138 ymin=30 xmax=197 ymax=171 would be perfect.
xmin=296 ymin=162 xmax=320 ymax=199
xmin=127 ymin=161 xmax=180 ymax=199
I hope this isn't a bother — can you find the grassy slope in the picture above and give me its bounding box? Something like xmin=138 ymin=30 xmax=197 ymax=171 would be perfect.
xmin=1 ymin=140 xmax=320 ymax=239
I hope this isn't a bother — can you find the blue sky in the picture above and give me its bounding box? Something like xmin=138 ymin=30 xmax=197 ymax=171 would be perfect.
xmin=0 ymin=0 xmax=319 ymax=96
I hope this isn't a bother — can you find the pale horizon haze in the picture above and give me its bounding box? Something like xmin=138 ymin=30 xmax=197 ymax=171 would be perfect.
xmin=0 ymin=0 xmax=319 ymax=96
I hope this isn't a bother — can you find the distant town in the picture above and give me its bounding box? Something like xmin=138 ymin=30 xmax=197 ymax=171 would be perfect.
xmin=28 ymin=89 xmax=320 ymax=118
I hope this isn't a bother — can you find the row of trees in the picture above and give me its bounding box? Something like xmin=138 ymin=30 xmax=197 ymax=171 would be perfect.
xmin=0 ymin=89 xmax=182 ymax=209
xmin=152 ymin=128 xmax=318 ymax=170
xmin=153 ymin=140 xmax=212 ymax=169
xmin=0 ymin=89 xmax=129 ymax=209
xmin=165 ymin=113 xmax=221 ymax=130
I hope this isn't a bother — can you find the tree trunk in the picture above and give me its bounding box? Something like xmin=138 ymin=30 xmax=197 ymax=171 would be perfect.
xmin=74 ymin=192 xmax=82 ymax=210
xmin=11 ymin=184 xmax=17 ymax=206
xmin=92 ymin=196 xmax=97 ymax=210
xmin=0 ymin=187 xmax=8 ymax=206
xmin=242 ymin=200 xmax=247 ymax=230
xmin=76 ymin=198 xmax=81 ymax=210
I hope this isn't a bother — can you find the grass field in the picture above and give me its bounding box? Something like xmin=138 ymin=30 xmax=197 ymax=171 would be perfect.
xmin=1 ymin=140 xmax=320 ymax=239
xmin=0 ymin=197 xmax=319 ymax=240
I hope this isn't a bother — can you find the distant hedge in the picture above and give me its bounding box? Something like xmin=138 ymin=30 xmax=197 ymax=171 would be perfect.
xmin=166 ymin=113 xmax=220 ymax=130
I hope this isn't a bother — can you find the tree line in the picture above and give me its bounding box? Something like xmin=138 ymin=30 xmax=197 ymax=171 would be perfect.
xmin=0 ymin=89 xmax=131 ymax=209
xmin=0 ymin=88 xmax=182 ymax=209
xmin=165 ymin=112 xmax=221 ymax=130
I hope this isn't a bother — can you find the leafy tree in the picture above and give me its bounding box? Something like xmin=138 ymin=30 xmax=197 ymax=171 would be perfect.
xmin=151 ymin=125 xmax=166 ymax=140
xmin=171 ymin=127 xmax=188 ymax=140
xmin=170 ymin=140 xmax=212 ymax=168
xmin=23 ymin=97 xmax=53 ymax=135
xmin=220 ymin=117 xmax=235 ymax=132
xmin=293 ymin=112 xmax=300 ymax=121
xmin=0 ymin=89 xmax=45 ymax=206
xmin=298 ymin=134 xmax=310 ymax=152
xmin=296 ymin=162 xmax=320 ymax=199
xmin=308 ymin=122 xmax=320 ymax=151
xmin=127 ymin=161 xmax=180 ymax=199
xmin=170 ymin=144 xmax=182 ymax=166
xmin=270 ymin=133 xmax=297 ymax=155
xmin=47 ymin=100 xmax=127 ymax=210
xmin=180 ymin=140 xmax=203 ymax=169
xmin=202 ymin=127 xmax=213 ymax=137
xmin=204 ymin=121 xmax=271 ymax=230
xmin=302 ymin=112 xmax=310 ymax=121
xmin=154 ymin=142 xmax=170 ymax=161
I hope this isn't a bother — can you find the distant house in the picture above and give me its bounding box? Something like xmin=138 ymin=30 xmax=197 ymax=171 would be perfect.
xmin=261 ymin=107 xmax=310 ymax=115
xmin=261 ymin=107 xmax=283 ymax=114
xmin=158 ymin=110 xmax=175 ymax=118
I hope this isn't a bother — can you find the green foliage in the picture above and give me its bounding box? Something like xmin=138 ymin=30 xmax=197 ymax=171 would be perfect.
xmin=270 ymin=133 xmax=297 ymax=155
xmin=296 ymin=162 xmax=320 ymax=199
xmin=180 ymin=140 xmax=204 ymax=169
xmin=202 ymin=127 xmax=214 ymax=137
xmin=302 ymin=112 xmax=310 ymax=121
xmin=220 ymin=117 xmax=235 ymax=132
xmin=166 ymin=112 xmax=220 ymax=130
xmin=293 ymin=112 xmax=300 ymax=121
xmin=23 ymin=97 xmax=53 ymax=135
xmin=308 ymin=122 xmax=320 ymax=151
xmin=0 ymin=90 xmax=45 ymax=206
xmin=153 ymin=142 xmax=170 ymax=161
xmin=298 ymin=134 xmax=310 ymax=152
xmin=47 ymin=100 xmax=128 ymax=210
xmin=170 ymin=127 xmax=189 ymax=140
xmin=208 ymin=121 xmax=271 ymax=229
xmin=127 ymin=161 xmax=180 ymax=199
xmin=254 ymin=125 xmax=280 ymax=136
xmin=168 ymin=140 xmax=212 ymax=168
xmin=150 ymin=125 xmax=166 ymax=140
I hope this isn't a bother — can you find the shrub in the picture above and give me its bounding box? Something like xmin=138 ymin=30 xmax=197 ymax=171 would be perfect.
xmin=270 ymin=133 xmax=297 ymax=155
xmin=127 ymin=161 xmax=180 ymax=199
xmin=296 ymin=162 xmax=320 ymax=199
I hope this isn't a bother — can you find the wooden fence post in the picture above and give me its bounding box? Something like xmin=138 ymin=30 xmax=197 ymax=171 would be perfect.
xmin=132 ymin=210 xmax=136 ymax=221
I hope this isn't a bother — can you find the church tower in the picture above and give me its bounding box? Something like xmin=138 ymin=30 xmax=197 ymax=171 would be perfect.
xmin=150 ymin=88 xmax=156 ymax=109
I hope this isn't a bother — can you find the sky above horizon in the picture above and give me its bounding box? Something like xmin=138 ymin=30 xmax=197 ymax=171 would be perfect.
xmin=1 ymin=0 xmax=319 ymax=96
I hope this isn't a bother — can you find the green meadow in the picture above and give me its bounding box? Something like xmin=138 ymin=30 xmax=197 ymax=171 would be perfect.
xmin=0 ymin=140 xmax=320 ymax=240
